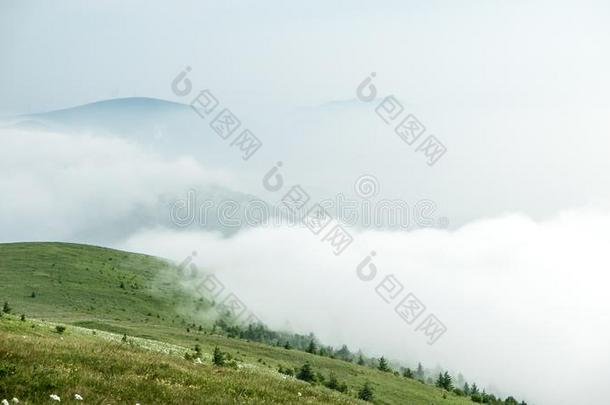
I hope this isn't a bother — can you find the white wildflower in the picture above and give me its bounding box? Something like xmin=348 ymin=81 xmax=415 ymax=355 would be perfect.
xmin=11 ymin=399 xmax=19 ymax=404
xmin=74 ymin=394 xmax=83 ymax=400
xmin=49 ymin=394 xmax=61 ymax=401
xmin=2 ymin=399 xmax=9 ymax=405
xmin=297 ymin=392 xmax=302 ymax=397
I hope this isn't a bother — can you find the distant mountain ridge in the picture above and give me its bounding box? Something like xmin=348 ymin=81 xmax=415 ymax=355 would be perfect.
xmin=6 ymin=97 xmax=194 ymax=137
xmin=27 ymin=97 xmax=189 ymax=117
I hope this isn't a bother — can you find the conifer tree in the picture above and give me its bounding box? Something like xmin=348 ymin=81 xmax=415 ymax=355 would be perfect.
xmin=358 ymin=382 xmax=374 ymax=402
xmin=212 ymin=346 xmax=225 ymax=366
xmin=443 ymin=371 xmax=453 ymax=390
xmin=336 ymin=344 xmax=352 ymax=361
xmin=416 ymin=362 xmax=425 ymax=380
xmin=378 ymin=356 xmax=390 ymax=372
xmin=296 ymin=362 xmax=316 ymax=383
xmin=306 ymin=339 xmax=317 ymax=354
xmin=436 ymin=372 xmax=445 ymax=388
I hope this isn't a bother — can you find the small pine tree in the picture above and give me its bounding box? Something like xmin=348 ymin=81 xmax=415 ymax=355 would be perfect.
xmin=357 ymin=354 xmax=366 ymax=366
xmin=212 ymin=346 xmax=225 ymax=366
xmin=3 ymin=301 xmax=11 ymax=314
xmin=119 ymin=281 xmax=125 ymax=289
xmin=306 ymin=339 xmax=317 ymax=355
xmin=20 ymin=314 xmax=26 ymax=322
xmin=457 ymin=372 xmax=465 ymax=387
xmin=31 ymin=291 xmax=36 ymax=298
xmin=358 ymin=382 xmax=374 ymax=402
xmin=403 ymin=367 xmax=414 ymax=378
xmin=443 ymin=371 xmax=453 ymax=390
xmin=296 ymin=362 xmax=316 ymax=383
xmin=470 ymin=383 xmax=480 ymax=395
xmin=378 ymin=356 xmax=390 ymax=372
xmin=336 ymin=344 xmax=352 ymax=361
xmin=325 ymin=372 xmax=347 ymax=393
xmin=463 ymin=382 xmax=471 ymax=395
xmin=436 ymin=372 xmax=445 ymax=388
xmin=121 ymin=333 xmax=128 ymax=343
xmin=436 ymin=371 xmax=453 ymax=390
xmin=326 ymin=372 xmax=339 ymax=390
xmin=284 ymin=341 xmax=292 ymax=350
xmin=416 ymin=362 xmax=425 ymax=379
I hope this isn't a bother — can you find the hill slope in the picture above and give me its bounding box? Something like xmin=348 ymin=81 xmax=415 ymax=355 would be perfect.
xmin=0 ymin=242 xmax=475 ymax=404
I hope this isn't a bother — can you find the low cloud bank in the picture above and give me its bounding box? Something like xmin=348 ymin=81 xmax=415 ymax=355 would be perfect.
xmin=120 ymin=210 xmax=610 ymax=405
xmin=0 ymin=127 xmax=232 ymax=242
xmin=2 ymin=127 xmax=608 ymax=404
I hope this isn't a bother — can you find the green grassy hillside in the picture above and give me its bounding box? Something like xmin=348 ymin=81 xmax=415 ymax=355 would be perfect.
xmin=0 ymin=242 xmax=480 ymax=404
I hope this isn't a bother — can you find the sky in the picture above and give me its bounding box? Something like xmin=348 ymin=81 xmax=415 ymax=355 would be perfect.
xmin=2 ymin=1 xmax=610 ymax=403
xmin=2 ymin=0 xmax=610 ymax=225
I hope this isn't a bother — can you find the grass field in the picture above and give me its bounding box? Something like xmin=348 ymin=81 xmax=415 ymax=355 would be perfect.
xmin=0 ymin=242 xmax=478 ymax=404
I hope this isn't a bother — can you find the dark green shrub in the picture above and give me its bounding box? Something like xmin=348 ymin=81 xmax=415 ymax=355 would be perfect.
xmin=278 ymin=365 xmax=294 ymax=376
xmin=212 ymin=346 xmax=225 ymax=366
xmin=358 ymin=382 xmax=374 ymax=402
xmin=325 ymin=372 xmax=348 ymax=393
xmin=471 ymin=394 xmax=484 ymax=403
xmin=296 ymin=362 xmax=316 ymax=383
xmin=378 ymin=356 xmax=390 ymax=372
xmin=0 ymin=362 xmax=17 ymax=378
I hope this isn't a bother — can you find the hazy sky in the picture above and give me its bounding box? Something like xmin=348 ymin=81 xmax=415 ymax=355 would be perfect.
xmin=2 ymin=0 xmax=609 ymax=114
xmin=2 ymin=1 xmax=610 ymax=404
xmin=2 ymin=0 xmax=610 ymax=224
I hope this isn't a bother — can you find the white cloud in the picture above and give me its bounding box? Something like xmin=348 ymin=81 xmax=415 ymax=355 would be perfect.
xmin=120 ymin=209 xmax=610 ymax=405
xmin=0 ymin=127 xmax=233 ymax=242
xmin=2 ymin=126 xmax=608 ymax=404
